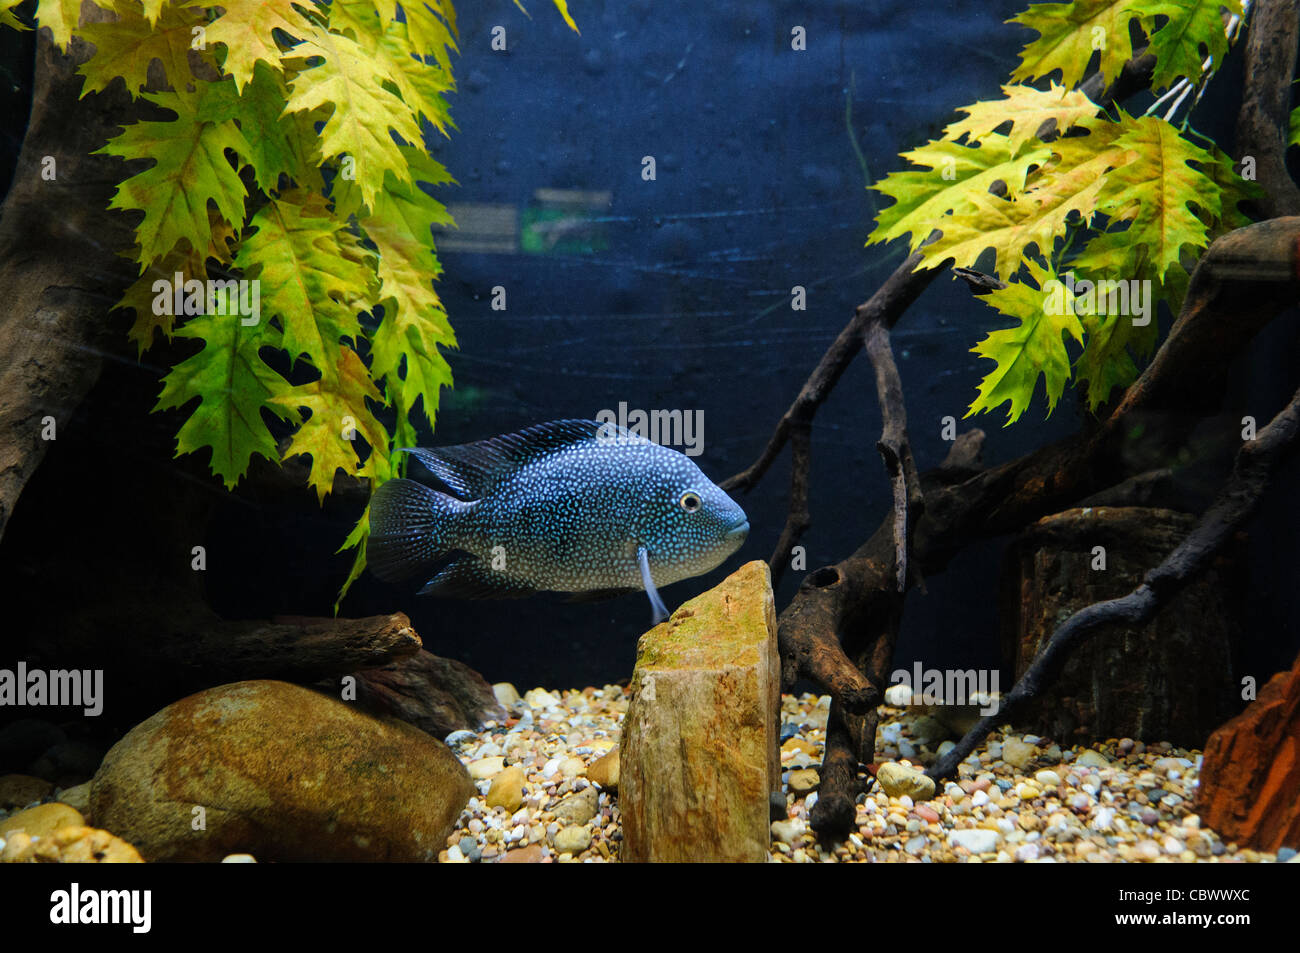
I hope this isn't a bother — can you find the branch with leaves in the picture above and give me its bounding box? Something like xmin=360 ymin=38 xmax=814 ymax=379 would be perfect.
xmin=0 ymin=0 xmax=578 ymax=609
xmin=719 ymin=0 xmax=1300 ymax=840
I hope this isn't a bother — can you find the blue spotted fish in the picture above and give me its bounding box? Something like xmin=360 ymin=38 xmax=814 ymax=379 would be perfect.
xmin=367 ymin=419 xmax=749 ymax=623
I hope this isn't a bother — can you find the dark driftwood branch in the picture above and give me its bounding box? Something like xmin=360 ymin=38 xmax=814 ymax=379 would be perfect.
xmin=928 ymin=378 xmax=1300 ymax=779
xmin=722 ymin=244 xmax=939 ymax=498
xmin=745 ymin=43 xmax=1172 ymax=726
xmin=797 ymin=217 xmax=1300 ymax=835
xmin=149 ymin=610 xmax=423 ymax=686
xmin=767 ymin=422 xmax=811 ymax=588
xmin=1235 ymin=0 xmax=1300 ymax=218
xmin=863 ymin=320 xmax=923 ymax=591
xmin=0 ymin=13 xmax=138 ymax=542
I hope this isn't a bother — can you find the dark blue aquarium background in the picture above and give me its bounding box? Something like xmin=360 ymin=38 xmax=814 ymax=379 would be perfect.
xmin=211 ymin=0 xmax=1300 ymax=689
xmin=5 ymin=0 xmax=1296 ymax=692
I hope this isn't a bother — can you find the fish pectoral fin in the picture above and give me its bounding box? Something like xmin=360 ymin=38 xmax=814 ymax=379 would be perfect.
xmin=637 ymin=546 xmax=670 ymax=625
xmin=418 ymin=555 xmax=536 ymax=599
xmin=565 ymin=587 xmax=639 ymax=604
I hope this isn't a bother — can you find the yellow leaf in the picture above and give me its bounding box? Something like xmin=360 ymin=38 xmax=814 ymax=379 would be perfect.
xmin=943 ymin=82 xmax=1101 ymax=154
xmin=35 ymin=0 xmax=82 ymax=50
xmin=206 ymin=0 xmax=315 ymax=92
xmin=1009 ymin=0 xmax=1141 ymax=89
xmin=273 ymin=347 xmax=390 ymax=503
xmin=869 ymin=134 xmax=1052 ymax=253
xmin=286 ymin=23 xmax=425 ymax=210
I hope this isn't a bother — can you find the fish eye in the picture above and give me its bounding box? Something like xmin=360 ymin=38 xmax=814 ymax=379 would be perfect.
xmin=679 ymin=491 xmax=702 ymax=512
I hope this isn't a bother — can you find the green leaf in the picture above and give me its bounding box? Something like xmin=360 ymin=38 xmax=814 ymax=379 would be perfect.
xmin=115 ymin=240 xmax=211 ymax=355
xmin=153 ymin=314 xmax=297 ymax=489
xmin=1141 ymin=0 xmax=1243 ymax=91
xmin=285 ymin=22 xmax=425 ymax=211
xmin=1196 ymin=143 xmax=1260 ymax=236
xmin=1092 ymin=113 xmax=1219 ymax=280
xmin=77 ymin=4 xmax=208 ymax=98
xmin=1 ymin=1 xmax=32 ymax=31
xmin=272 ymin=345 xmax=390 ymax=503
xmin=236 ymin=190 xmax=375 ymax=373
xmin=363 ymin=158 xmax=457 ymax=429
xmin=400 ymin=0 xmax=459 ymax=70
xmin=328 ymin=0 xmax=456 ymax=135
xmin=1009 ymin=0 xmax=1141 ymax=90
xmin=1290 ymin=107 xmax=1300 ymax=147
xmin=97 ymin=88 xmax=252 ymax=272
xmin=211 ymin=63 xmax=325 ymax=194
xmin=868 ymin=134 xmax=1053 ymax=254
xmin=966 ymin=258 xmax=1085 ymax=426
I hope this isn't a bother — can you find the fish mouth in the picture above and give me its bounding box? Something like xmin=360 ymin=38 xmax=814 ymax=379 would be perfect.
xmin=725 ymin=518 xmax=750 ymax=540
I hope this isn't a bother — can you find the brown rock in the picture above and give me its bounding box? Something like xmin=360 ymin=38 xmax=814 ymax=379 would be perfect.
xmin=498 ymin=843 xmax=546 ymax=863
xmin=552 ymin=787 xmax=598 ymax=826
xmin=588 ymin=746 xmax=619 ymax=790
xmin=486 ymin=764 xmax=525 ymax=813
xmin=56 ymin=782 xmax=92 ymax=819
xmin=0 ymin=802 xmax=84 ymax=840
xmin=89 ymin=680 xmax=474 ymax=862
xmin=788 ymin=768 xmax=820 ymax=794
xmin=351 ymin=649 xmax=507 ymax=737
xmin=0 ymin=773 xmax=52 ymax=810
xmin=1196 ymin=654 xmax=1300 ymax=852
xmin=0 ymin=832 xmax=34 ymax=862
xmin=621 ymin=560 xmax=781 ymax=863
xmin=1 ymin=825 xmax=143 ymax=863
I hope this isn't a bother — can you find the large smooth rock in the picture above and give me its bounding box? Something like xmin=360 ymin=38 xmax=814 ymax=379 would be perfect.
xmin=89 ymin=680 xmax=474 ymax=862
xmin=1196 ymin=654 xmax=1300 ymax=852
xmin=620 ymin=560 xmax=780 ymax=863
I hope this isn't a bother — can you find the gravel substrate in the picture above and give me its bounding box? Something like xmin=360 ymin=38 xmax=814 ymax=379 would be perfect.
xmin=444 ymin=686 xmax=1286 ymax=863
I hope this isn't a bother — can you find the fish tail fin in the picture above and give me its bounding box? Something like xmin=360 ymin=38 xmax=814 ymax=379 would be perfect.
xmin=367 ymin=478 xmax=467 ymax=584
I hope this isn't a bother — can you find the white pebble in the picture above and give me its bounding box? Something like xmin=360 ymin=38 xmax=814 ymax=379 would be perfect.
xmin=949 ymin=829 xmax=1000 ymax=854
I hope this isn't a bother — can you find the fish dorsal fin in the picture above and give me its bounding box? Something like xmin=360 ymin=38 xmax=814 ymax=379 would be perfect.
xmin=397 ymin=419 xmax=647 ymax=499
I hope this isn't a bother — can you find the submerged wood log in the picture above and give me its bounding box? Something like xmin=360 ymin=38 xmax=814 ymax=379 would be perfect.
xmin=1001 ymin=507 xmax=1242 ymax=747
xmin=1196 ymin=651 xmax=1300 ymax=852
xmin=929 ymin=375 xmax=1300 ymax=780
xmin=351 ymin=648 xmax=507 ymax=738
xmin=0 ymin=12 xmax=139 ymax=542
xmin=148 ymin=610 xmax=422 ymax=686
xmin=620 ymin=561 xmax=780 ymax=863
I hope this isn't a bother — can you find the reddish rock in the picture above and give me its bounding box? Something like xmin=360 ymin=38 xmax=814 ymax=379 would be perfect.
xmin=1195 ymin=654 xmax=1300 ymax=852
xmin=498 ymin=844 xmax=547 ymax=863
